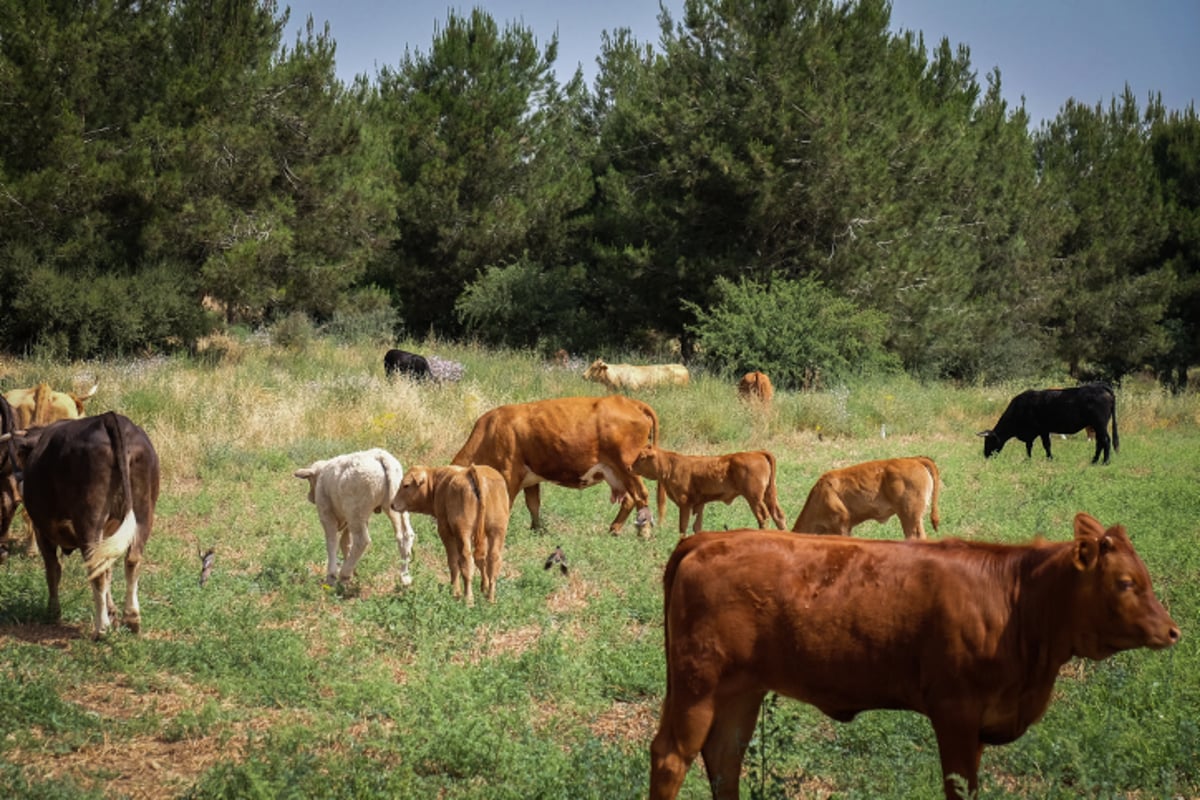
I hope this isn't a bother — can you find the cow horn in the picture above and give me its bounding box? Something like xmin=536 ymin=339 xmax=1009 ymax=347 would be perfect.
xmin=976 ymin=430 xmax=991 ymax=437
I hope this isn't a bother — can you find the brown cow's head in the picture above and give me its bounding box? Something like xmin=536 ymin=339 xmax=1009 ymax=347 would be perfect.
xmin=631 ymin=445 xmax=664 ymax=479
xmin=392 ymin=466 xmax=432 ymax=513
xmin=1069 ymin=512 xmax=1180 ymax=660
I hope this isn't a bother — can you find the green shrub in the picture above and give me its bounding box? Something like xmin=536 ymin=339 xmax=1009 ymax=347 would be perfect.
xmin=685 ymin=275 xmax=900 ymax=390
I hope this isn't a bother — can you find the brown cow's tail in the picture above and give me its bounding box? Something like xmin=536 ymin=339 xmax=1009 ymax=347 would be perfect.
xmin=641 ymin=401 xmax=665 ymax=525
xmin=85 ymin=413 xmax=137 ymax=581
xmin=764 ymin=452 xmax=786 ymax=529
xmin=468 ymin=464 xmax=487 ymax=556
xmin=921 ymin=456 xmax=941 ymax=532
xmin=31 ymin=384 xmax=55 ymax=426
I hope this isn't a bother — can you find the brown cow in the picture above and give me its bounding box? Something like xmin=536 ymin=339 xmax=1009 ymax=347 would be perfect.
xmin=632 ymin=446 xmax=786 ymax=534
xmin=0 ymin=396 xmax=19 ymax=560
xmin=451 ymin=395 xmax=659 ymax=533
xmin=649 ymin=515 xmax=1180 ymax=799
xmin=0 ymin=412 xmax=159 ymax=638
xmin=736 ymin=371 xmax=773 ymax=404
xmin=583 ymin=359 xmax=690 ymax=391
xmin=792 ymin=456 xmax=940 ymax=539
xmin=3 ymin=382 xmax=98 ymax=428
xmin=391 ymin=464 xmax=510 ymax=605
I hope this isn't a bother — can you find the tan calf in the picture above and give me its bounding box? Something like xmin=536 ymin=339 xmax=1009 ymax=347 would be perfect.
xmin=792 ymin=456 xmax=940 ymax=539
xmin=392 ymin=464 xmax=510 ymax=604
xmin=633 ymin=446 xmax=786 ymax=535
xmin=736 ymin=371 xmax=774 ymax=404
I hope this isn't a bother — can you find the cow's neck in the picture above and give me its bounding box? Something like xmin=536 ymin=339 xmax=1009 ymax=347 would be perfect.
xmin=1012 ymin=543 xmax=1083 ymax=684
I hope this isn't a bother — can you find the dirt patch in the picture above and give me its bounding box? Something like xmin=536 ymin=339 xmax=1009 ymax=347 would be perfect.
xmin=588 ymin=698 xmax=660 ymax=747
xmin=452 ymin=624 xmax=542 ymax=666
xmin=0 ymin=622 xmax=84 ymax=649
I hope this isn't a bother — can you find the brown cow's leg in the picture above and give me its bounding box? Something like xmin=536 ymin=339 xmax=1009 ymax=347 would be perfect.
xmin=523 ymin=485 xmax=543 ymax=530
xmin=89 ymin=568 xmax=113 ymax=638
xmin=931 ymin=712 xmax=983 ymax=799
xmin=39 ymin=540 xmax=63 ymax=622
xmin=701 ymin=690 xmax=766 ymax=800
xmin=438 ymin=524 xmax=464 ymax=600
xmin=460 ymin=529 xmax=476 ymax=607
xmin=649 ymin=694 xmax=714 ymax=800
xmin=122 ymin=553 xmax=142 ymax=633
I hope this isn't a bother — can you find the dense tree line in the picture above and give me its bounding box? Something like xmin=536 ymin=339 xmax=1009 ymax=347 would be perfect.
xmin=1 ymin=0 xmax=1196 ymax=387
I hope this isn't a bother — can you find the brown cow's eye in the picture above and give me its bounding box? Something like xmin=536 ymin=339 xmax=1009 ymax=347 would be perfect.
xmin=1116 ymin=577 xmax=1135 ymax=591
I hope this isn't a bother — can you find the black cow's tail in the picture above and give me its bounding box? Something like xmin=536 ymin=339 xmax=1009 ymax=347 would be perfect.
xmin=85 ymin=413 xmax=137 ymax=581
xmin=1109 ymin=386 xmax=1120 ymax=453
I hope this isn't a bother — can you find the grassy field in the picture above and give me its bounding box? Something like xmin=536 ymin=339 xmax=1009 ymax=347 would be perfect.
xmin=1 ymin=339 xmax=1197 ymax=799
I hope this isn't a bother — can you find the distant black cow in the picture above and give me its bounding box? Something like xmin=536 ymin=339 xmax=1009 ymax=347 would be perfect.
xmin=0 ymin=412 xmax=160 ymax=637
xmin=979 ymin=383 xmax=1119 ymax=464
xmin=384 ymin=348 xmax=432 ymax=380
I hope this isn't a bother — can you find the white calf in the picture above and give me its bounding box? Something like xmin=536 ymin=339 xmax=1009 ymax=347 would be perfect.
xmin=294 ymin=448 xmax=416 ymax=586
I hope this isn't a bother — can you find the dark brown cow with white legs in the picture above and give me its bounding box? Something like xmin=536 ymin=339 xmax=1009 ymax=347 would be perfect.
xmin=0 ymin=412 xmax=159 ymax=638
xmin=649 ymin=514 xmax=1179 ymax=799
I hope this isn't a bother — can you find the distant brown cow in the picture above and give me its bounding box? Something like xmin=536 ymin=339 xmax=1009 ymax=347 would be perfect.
xmin=736 ymin=371 xmax=773 ymax=404
xmin=792 ymin=456 xmax=940 ymax=539
xmin=583 ymin=359 xmax=690 ymax=391
xmin=632 ymin=446 xmax=786 ymax=534
xmin=3 ymin=382 xmax=98 ymax=428
xmin=649 ymin=515 xmax=1180 ymax=799
xmin=452 ymin=395 xmax=659 ymax=533
xmin=391 ymin=464 xmax=510 ymax=604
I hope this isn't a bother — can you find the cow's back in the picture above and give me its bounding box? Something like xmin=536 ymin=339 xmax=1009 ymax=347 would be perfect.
xmin=23 ymin=414 xmax=159 ymax=545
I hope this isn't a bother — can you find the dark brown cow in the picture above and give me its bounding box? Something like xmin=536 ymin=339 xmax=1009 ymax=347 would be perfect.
xmin=0 ymin=396 xmax=19 ymax=560
xmin=451 ymin=395 xmax=659 ymax=533
xmin=391 ymin=464 xmax=510 ymax=605
xmin=792 ymin=456 xmax=941 ymax=539
xmin=632 ymin=445 xmax=786 ymax=534
xmin=649 ymin=515 xmax=1179 ymax=799
xmin=736 ymin=371 xmax=773 ymax=404
xmin=0 ymin=412 xmax=160 ymax=638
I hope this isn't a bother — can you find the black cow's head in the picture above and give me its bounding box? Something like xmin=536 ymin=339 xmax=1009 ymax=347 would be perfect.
xmin=977 ymin=429 xmax=1003 ymax=458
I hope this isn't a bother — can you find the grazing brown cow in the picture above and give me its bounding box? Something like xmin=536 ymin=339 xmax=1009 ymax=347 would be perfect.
xmin=632 ymin=446 xmax=786 ymax=534
xmin=649 ymin=515 xmax=1180 ymax=799
xmin=391 ymin=464 xmax=510 ymax=604
xmin=583 ymin=359 xmax=690 ymax=391
xmin=792 ymin=456 xmax=940 ymax=539
xmin=736 ymin=371 xmax=773 ymax=404
xmin=0 ymin=412 xmax=159 ymax=638
xmin=3 ymin=382 xmax=98 ymax=428
xmin=451 ymin=395 xmax=659 ymax=533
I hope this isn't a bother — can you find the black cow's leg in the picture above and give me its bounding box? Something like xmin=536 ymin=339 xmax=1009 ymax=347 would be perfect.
xmin=39 ymin=540 xmax=62 ymax=622
xmin=1040 ymin=433 xmax=1053 ymax=459
xmin=1093 ymin=430 xmax=1110 ymax=464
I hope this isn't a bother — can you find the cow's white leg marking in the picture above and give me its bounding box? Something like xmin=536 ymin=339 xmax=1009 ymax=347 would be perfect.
xmin=90 ymin=568 xmax=112 ymax=637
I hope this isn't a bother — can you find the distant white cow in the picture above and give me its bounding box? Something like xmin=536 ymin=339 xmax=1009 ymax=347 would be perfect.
xmin=294 ymin=448 xmax=416 ymax=587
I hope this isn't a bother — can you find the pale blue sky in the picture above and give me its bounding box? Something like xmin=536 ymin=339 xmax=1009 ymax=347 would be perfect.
xmin=282 ymin=1 xmax=1199 ymax=127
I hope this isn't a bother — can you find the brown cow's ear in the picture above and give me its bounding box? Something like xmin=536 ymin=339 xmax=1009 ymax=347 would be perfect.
xmin=1073 ymin=538 xmax=1100 ymax=571
xmin=1073 ymin=512 xmax=1105 ymax=540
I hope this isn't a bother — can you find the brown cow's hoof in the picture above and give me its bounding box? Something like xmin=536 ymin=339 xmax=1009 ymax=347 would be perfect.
xmin=124 ymin=617 xmax=141 ymax=634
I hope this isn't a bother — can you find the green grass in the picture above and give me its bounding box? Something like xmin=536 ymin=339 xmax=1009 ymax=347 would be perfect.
xmin=1 ymin=339 xmax=1197 ymax=798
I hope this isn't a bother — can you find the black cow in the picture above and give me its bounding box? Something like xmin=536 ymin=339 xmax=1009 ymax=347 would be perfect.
xmin=0 ymin=412 xmax=160 ymax=637
xmin=384 ymin=348 xmax=432 ymax=380
xmin=979 ymin=383 xmax=1119 ymax=464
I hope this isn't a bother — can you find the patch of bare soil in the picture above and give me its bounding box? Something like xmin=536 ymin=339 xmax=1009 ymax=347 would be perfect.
xmin=0 ymin=622 xmax=84 ymax=649
xmin=587 ymin=698 xmax=660 ymax=747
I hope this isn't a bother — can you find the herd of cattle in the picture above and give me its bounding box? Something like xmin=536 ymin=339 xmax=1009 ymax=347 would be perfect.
xmin=0 ymin=368 xmax=1175 ymax=799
